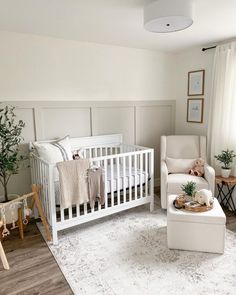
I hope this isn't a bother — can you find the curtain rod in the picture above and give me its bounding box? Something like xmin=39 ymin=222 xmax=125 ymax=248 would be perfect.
xmin=202 ymin=46 xmax=216 ymax=52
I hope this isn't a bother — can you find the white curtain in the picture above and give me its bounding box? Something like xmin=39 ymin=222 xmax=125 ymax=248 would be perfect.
xmin=208 ymin=41 xmax=236 ymax=170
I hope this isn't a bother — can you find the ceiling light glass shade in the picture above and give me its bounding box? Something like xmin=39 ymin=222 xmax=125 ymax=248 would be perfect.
xmin=144 ymin=0 xmax=193 ymax=33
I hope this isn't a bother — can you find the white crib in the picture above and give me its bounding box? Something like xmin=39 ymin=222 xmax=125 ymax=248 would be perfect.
xmin=30 ymin=134 xmax=154 ymax=245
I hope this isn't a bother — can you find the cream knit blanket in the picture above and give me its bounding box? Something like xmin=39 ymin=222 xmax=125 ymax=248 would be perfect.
xmin=57 ymin=159 xmax=90 ymax=208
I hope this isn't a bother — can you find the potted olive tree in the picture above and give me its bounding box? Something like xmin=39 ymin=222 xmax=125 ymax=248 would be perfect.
xmin=0 ymin=105 xmax=25 ymax=202
xmin=214 ymin=149 xmax=236 ymax=178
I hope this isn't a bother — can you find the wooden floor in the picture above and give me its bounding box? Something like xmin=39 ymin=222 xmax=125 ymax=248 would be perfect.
xmin=0 ymin=221 xmax=73 ymax=295
xmin=0 ymin=196 xmax=236 ymax=295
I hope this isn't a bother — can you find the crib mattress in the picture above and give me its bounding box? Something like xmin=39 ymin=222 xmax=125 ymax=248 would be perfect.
xmin=105 ymin=164 xmax=148 ymax=194
xmin=54 ymin=164 xmax=148 ymax=204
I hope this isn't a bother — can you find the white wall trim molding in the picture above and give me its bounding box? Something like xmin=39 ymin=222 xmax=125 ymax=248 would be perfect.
xmin=1 ymin=100 xmax=175 ymax=195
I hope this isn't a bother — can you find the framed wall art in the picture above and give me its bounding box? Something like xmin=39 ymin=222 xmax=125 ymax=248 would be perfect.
xmin=187 ymin=98 xmax=204 ymax=123
xmin=188 ymin=70 xmax=205 ymax=96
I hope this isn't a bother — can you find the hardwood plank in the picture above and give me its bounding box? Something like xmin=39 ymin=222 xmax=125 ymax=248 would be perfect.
xmin=0 ymin=221 xmax=73 ymax=295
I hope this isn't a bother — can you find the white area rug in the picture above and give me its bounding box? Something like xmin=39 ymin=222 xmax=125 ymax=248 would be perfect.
xmin=42 ymin=206 xmax=236 ymax=295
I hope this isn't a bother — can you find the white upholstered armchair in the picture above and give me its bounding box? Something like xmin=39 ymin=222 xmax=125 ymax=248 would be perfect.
xmin=161 ymin=135 xmax=215 ymax=209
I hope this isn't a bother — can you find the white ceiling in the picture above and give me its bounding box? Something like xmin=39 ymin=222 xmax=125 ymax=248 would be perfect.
xmin=0 ymin=0 xmax=236 ymax=52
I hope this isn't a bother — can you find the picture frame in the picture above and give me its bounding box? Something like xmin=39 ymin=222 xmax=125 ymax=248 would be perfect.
xmin=187 ymin=98 xmax=204 ymax=123
xmin=188 ymin=70 xmax=205 ymax=96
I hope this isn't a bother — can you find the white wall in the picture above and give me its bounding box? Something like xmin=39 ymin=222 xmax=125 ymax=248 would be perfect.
xmin=0 ymin=31 xmax=176 ymax=101
xmin=175 ymin=46 xmax=215 ymax=135
xmin=0 ymin=31 xmax=178 ymax=196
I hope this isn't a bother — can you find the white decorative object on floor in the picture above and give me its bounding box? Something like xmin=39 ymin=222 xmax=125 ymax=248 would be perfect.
xmin=39 ymin=205 xmax=236 ymax=295
xmin=160 ymin=135 xmax=215 ymax=209
xmin=167 ymin=195 xmax=226 ymax=254
xmin=30 ymin=134 xmax=154 ymax=245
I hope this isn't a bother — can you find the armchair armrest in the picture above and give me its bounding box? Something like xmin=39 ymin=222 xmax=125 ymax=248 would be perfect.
xmin=204 ymin=164 xmax=215 ymax=196
xmin=161 ymin=160 xmax=168 ymax=209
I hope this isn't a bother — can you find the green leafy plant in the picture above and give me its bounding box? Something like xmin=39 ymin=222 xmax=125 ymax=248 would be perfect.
xmin=0 ymin=105 xmax=25 ymax=202
xmin=214 ymin=149 xmax=236 ymax=169
xmin=181 ymin=181 xmax=197 ymax=197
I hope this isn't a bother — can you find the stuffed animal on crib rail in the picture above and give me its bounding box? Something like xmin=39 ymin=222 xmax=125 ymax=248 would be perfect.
xmin=189 ymin=158 xmax=205 ymax=177
xmin=193 ymin=189 xmax=214 ymax=207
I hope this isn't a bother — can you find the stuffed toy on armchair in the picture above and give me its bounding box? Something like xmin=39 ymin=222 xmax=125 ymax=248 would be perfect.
xmin=189 ymin=158 xmax=205 ymax=177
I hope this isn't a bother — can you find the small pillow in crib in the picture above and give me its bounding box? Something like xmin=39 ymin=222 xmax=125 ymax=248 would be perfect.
xmin=166 ymin=157 xmax=196 ymax=174
xmin=33 ymin=135 xmax=73 ymax=164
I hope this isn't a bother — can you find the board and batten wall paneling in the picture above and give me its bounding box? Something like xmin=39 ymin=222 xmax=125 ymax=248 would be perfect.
xmin=41 ymin=107 xmax=91 ymax=140
xmin=92 ymin=106 xmax=135 ymax=145
xmin=136 ymin=103 xmax=175 ymax=180
xmin=14 ymin=108 xmax=36 ymax=142
xmin=0 ymin=100 xmax=175 ymax=195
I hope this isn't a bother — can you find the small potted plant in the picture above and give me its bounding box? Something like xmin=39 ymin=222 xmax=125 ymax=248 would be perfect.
xmin=214 ymin=149 xmax=236 ymax=178
xmin=0 ymin=105 xmax=25 ymax=223
xmin=181 ymin=181 xmax=197 ymax=199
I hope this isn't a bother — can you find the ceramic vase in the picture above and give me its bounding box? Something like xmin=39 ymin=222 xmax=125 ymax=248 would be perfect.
xmin=221 ymin=168 xmax=231 ymax=178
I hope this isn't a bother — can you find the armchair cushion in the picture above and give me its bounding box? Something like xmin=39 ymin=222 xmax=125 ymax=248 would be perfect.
xmin=167 ymin=174 xmax=208 ymax=195
xmin=166 ymin=157 xmax=196 ymax=174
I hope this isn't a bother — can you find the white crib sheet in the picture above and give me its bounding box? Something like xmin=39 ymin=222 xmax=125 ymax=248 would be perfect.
xmin=105 ymin=164 xmax=148 ymax=194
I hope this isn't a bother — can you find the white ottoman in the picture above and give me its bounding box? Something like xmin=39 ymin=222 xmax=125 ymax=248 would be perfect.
xmin=167 ymin=195 xmax=226 ymax=254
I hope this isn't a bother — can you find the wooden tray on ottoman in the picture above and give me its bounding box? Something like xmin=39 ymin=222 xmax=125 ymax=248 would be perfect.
xmin=174 ymin=195 xmax=214 ymax=212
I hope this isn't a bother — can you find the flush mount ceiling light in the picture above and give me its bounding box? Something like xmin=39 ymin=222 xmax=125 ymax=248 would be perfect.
xmin=144 ymin=0 xmax=193 ymax=33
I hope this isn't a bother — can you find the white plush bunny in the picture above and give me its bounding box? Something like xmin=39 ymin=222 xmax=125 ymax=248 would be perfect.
xmin=193 ymin=189 xmax=214 ymax=207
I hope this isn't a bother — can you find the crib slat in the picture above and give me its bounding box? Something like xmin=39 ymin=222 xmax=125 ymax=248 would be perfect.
xmin=134 ymin=154 xmax=137 ymax=200
xmin=98 ymin=160 xmax=103 ymax=211
xmin=117 ymin=157 xmax=120 ymax=205
xmin=111 ymin=160 xmax=114 ymax=207
xmin=46 ymin=167 xmax=50 ymax=220
xmin=76 ymin=204 xmax=80 ymax=217
xmin=104 ymin=159 xmax=108 ymax=209
xmin=60 ymin=207 xmax=65 ymax=222
xmin=69 ymin=206 xmax=72 ymax=219
xmin=149 ymin=151 xmax=153 ymax=198
xmin=84 ymin=203 xmax=88 ymax=215
xmin=140 ymin=153 xmax=143 ymax=199
xmin=129 ymin=155 xmax=132 ymax=202
xmin=145 ymin=152 xmax=148 ymax=197
xmin=43 ymin=164 xmax=49 ymax=219
xmin=123 ymin=156 xmax=126 ymax=203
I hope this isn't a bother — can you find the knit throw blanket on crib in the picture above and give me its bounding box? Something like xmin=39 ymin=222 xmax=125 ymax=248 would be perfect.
xmin=57 ymin=159 xmax=90 ymax=208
